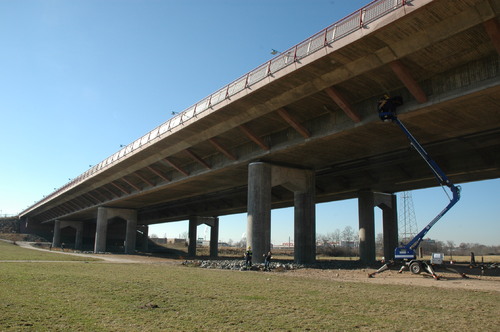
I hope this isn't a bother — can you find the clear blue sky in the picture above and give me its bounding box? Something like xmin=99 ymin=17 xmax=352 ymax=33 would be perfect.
xmin=1 ymin=0 xmax=498 ymax=246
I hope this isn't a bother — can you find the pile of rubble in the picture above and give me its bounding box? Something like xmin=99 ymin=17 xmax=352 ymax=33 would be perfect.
xmin=182 ymin=259 xmax=304 ymax=271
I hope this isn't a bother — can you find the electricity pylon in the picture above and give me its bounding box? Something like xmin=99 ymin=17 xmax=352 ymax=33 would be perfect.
xmin=398 ymin=191 xmax=418 ymax=243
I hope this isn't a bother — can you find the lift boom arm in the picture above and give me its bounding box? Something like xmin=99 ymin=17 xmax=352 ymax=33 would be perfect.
xmin=392 ymin=118 xmax=461 ymax=250
xmin=379 ymin=108 xmax=461 ymax=259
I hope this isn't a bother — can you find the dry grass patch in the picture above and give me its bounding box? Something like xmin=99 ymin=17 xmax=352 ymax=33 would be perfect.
xmin=1 ymin=259 xmax=499 ymax=331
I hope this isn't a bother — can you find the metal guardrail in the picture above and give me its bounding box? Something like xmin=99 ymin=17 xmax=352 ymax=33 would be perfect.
xmin=21 ymin=0 xmax=409 ymax=215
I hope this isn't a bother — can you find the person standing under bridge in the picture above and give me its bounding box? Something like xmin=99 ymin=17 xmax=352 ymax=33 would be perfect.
xmin=244 ymin=247 xmax=252 ymax=268
xmin=263 ymin=251 xmax=272 ymax=271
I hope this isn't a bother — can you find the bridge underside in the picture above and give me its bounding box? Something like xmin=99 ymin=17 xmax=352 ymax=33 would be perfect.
xmin=20 ymin=0 xmax=500 ymax=261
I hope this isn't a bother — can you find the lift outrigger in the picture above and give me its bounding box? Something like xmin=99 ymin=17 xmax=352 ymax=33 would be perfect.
xmin=369 ymin=96 xmax=462 ymax=280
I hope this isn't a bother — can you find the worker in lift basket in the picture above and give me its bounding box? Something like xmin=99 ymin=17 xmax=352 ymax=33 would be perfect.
xmin=244 ymin=247 xmax=252 ymax=268
xmin=377 ymin=94 xmax=403 ymax=121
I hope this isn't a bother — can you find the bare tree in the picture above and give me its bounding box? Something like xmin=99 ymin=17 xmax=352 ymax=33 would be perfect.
xmin=341 ymin=226 xmax=355 ymax=242
xmin=376 ymin=233 xmax=384 ymax=256
xmin=446 ymin=240 xmax=455 ymax=259
xmin=317 ymin=233 xmax=330 ymax=245
xmin=331 ymin=229 xmax=341 ymax=243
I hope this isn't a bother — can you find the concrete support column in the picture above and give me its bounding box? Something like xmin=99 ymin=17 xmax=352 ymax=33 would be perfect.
xmin=141 ymin=226 xmax=149 ymax=252
xmin=247 ymin=162 xmax=272 ymax=264
xmin=209 ymin=217 xmax=219 ymax=258
xmin=74 ymin=222 xmax=83 ymax=250
xmin=188 ymin=216 xmax=198 ymax=257
xmin=124 ymin=212 xmax=138 ymax=254
xmin=94 ymin=207 xmax=108 ymax=253
xmin=294 ymin=170 xmax=316 ymax=264
xmin=376 ymin=193 xmax=398 ymax=261
xmin=52 ymin=220 xmax=61 ymax=248
xmin=358 ymin=191 xmax=376 ymax=264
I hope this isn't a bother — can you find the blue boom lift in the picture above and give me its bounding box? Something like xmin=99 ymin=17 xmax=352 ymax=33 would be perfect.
xmin=369 ymin=96 xmax=462 ymax=280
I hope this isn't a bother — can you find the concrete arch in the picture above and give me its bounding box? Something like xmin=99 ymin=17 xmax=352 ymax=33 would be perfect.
xmin=358 ymin=191 xmax=398 ymax=264
xmin=94 ymin=207 xmax=137 ymax=254
xmin=52 ymin=220 xmax=84 ymax=250
xmin=187 ymin=216 xmax=219 ymax=258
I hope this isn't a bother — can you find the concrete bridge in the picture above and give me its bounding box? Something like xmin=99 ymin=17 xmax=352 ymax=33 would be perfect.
xmin=19 ymin=0 xmax=500 ymax=264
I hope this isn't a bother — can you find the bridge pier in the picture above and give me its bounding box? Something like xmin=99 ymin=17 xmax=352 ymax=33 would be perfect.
xmin=358 ymin=191 xmax=398 ymax=264
xmin=94 ymin=207 xmax=137 ymax=254
xmin=124 ymin=215 xmax=137 ymax=254
xmin=52 ymin=220 xmax=61 ymax=248
xmin=247 ymin=162 xmax=315 ymax=264
xmin=188 ymin=216 xmax=219 ymax=258
xmin=94 ymin=207 xmax=108 ymax=253
xmin=52 ymin=220 xmax=84 ymax=250
xmin=377 ymin=193 xmax=398 ymax=261
xmin=138 ymin=225 xmax=149 ymax=252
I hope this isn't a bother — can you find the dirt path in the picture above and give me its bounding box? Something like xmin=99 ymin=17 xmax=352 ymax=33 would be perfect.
xmin=288 ymin=267 xmax=500 ymax=293
xmin=15 ymin=241 xmax=175 ymax=264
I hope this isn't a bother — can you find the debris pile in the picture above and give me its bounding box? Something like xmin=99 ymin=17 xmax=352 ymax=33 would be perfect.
xmin=182 ymin=259 xmax=304 ymax=271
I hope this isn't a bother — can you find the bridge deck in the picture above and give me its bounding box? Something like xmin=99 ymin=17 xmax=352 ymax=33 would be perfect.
xmin=20 ymin=0 xmax=500 ymax=226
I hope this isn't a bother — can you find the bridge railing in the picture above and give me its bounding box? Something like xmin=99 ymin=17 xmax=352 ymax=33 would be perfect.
xmin=22 ymin=0 xmax=409 ymax=215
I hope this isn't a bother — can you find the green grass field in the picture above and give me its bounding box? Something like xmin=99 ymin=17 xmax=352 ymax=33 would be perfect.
xmin=1 ymin=241 xmax=499 ymax=331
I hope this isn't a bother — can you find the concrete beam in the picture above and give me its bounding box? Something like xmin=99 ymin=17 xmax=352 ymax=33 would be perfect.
xmin=122 ymin=177 xmax=141 ymax=192
xmin=389 ymin=60 xmax=427 ymax=103
xmin=133 ymin=172 xmax=155 ymax=187
xmin=209 ymin=137 xmax=237 ymax=160
xmin=239 ymin=124 xmax=270 ymax=150
xmin=185 ymin=148 xmax=211 ymax=169
xmin=276 ymin=108 xmax=311 ymax=138
xmin=110 ymin=181 xmax=130 ymax=195
xmin=483 ymin=18 xmax=500 ymax=55
xmin=146 ymin=166 xmax=170 ymax=182
xmin=324 ymin=86 xmax=361 ymax=122
xmin=101 ymin=186 xmax=118 ymax=199
xmin=164 ymin=157 xmax=190 ymax=176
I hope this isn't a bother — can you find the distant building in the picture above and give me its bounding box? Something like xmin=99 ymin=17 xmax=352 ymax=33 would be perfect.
xmin=272 ymin=242 xmax=293 ymax=249
xmin=168 ymin=238 xmax=186 ymax=244
xmin=196 ymin=238 xmax=209 ymax=247
xmin=317 ymin=241 xmax=340 ymax=247
xmin=340 ymin=241 xmax=358 ymax=248
xmin=150 ymin=237 xmax=185 ymax=245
